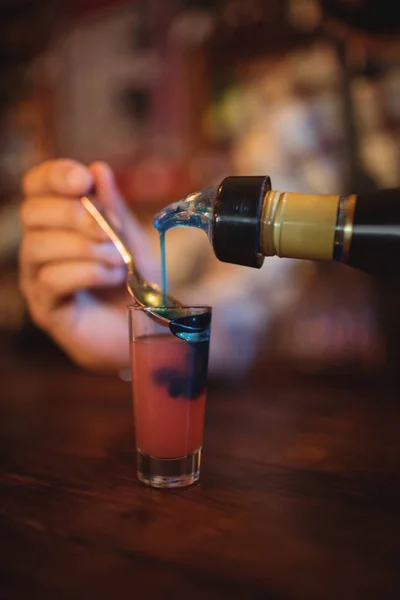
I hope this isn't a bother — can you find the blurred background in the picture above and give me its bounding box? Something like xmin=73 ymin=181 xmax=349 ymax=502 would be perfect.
xmin=0 ymin=0 xmax=399 ymax=374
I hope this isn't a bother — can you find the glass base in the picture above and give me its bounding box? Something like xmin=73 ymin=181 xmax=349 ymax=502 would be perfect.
xmin=137 ymin=448 xmax=202 ymax=489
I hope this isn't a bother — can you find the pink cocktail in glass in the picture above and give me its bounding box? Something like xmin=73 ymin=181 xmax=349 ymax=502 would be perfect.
xmin=129 ymin=306 xmax=211 ymax=488
xmin=132 ymin=335 xmax=206 ymax=458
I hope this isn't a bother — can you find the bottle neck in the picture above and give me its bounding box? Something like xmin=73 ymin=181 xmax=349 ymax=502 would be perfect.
xmin=345 ymin=188 xmax=400 ymax=277
xmin=211 ymin=176 xmax=400 ymax=277
xmin=260 ymin=190 xmax=356 ymax=264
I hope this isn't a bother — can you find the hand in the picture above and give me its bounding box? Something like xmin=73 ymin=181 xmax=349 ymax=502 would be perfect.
xmin=19 ymin=159 xmax=159 ymax=371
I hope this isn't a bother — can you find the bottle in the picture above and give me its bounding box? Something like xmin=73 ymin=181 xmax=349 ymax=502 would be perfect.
xmin=154 ymin=176 xmax=400 ymax=277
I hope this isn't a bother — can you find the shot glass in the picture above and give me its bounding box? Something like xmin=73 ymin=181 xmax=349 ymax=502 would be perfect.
xmin=128 ymin=306 xmax=212 ymax=489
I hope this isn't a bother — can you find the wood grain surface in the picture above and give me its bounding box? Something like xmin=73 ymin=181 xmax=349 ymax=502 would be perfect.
xmin=1 ymin=337 xmax=399 ymax=600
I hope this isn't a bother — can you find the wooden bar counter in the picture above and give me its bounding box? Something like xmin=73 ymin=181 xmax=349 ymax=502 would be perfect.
xmin=0 ymin=334 xmax=399 ymax=600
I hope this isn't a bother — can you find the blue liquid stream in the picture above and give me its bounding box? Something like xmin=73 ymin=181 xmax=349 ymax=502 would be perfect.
xmin=154 ymin=185 xmax=218 ymax=320
xmin=152 ymin=186 xmax=215 ymax=401
xmin=159 ymin=230 xmax=167 ymax=306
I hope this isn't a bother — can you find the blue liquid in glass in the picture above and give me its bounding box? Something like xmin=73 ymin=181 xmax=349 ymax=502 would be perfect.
xmin=153 ymin=310 xmax=212 ymax=399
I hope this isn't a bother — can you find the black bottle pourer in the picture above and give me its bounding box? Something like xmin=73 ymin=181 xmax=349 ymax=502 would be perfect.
xmin=212 ymin=176 xmax=271 ymax=268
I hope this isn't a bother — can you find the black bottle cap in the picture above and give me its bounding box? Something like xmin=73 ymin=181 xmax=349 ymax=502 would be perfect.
xmin=212 ymin=176 xmax=271 ymax=268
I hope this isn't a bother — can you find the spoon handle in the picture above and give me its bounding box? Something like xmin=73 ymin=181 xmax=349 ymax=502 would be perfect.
xmin=81 ymin=195 xmax=134 ymax=269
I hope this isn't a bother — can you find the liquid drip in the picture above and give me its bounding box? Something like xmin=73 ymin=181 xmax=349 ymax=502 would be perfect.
xmin=159 ymin=230 xmax=167 ymax=306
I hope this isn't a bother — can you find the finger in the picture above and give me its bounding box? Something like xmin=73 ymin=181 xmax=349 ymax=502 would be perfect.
xmin=20 ymin=196 xmax=109 ymax=242
xmin=20 ymin=230 xmax=124 ymax=278
xmin=89 ymin=161 xmax=127 ymax=229
xmin=88 ymin=161 xmax=159 ymax=282
xmin=89 ymin=161 xmax=153 ymax=250
xmin=89 ymin=161 xmax=147 ymax=236
xmin=37 ymin=261 xmax=126 ymax=306
xmin=23 ymin=159 xmax=93 ymax=197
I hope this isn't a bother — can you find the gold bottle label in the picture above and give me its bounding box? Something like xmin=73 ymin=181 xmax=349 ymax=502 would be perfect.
xmin=261 ymin=190 xmax=346 ymax=262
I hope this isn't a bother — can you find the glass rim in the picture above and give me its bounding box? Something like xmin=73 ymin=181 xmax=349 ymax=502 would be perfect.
xmin=127 ymin=304 xmax=212 ymax=312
